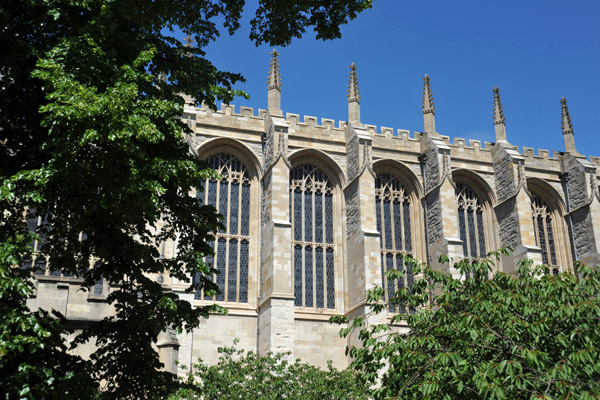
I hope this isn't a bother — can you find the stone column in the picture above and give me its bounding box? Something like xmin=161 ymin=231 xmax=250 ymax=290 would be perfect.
xmin=258 ymin=112 xmax=295 ymax=357
xmin=561 ymin=154 xmax=600 ymax=267
xmin=420 ymin=134 xmax=464 ymax=276
xmin=157 ymin=328 xmax=180 ymax=374
xmin=492 ymin=143 xmax=542 ymax=271
xmin=344 ymin=123 xmax=385 ymax=347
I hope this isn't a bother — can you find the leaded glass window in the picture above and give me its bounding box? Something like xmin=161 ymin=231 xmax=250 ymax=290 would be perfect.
xmin=195 ymin=153 xmax=251 ymax=303
xmin=531 ymin=193 xmax=558 ymax=266
xmin=290 ymin=164 xmax=335 ymax=310
xmin=375 ymin=173 xmax=414 ymax=310
xmin=24 ymin=210 xmax=90 ymax=278
xmin=456 ymin=183 xmax=487 ymax=259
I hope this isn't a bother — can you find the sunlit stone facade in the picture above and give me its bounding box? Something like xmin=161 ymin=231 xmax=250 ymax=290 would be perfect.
xmin=28 ymin=52 xmax=600 ymax=373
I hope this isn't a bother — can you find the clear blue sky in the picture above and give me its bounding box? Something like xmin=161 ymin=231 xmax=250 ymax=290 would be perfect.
xmin=201 ymin=0 xmax=599 ymax=157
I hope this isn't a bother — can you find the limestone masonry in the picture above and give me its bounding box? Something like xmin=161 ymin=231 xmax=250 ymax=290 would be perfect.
xmin=28 ymin=50 xmax=600 ymax=373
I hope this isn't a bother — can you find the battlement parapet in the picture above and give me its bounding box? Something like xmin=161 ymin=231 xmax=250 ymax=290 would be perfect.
xmin=285 ymin=113 xmax=346 ymax=131
xmin=193 ymin=102 xmax=266 ymax=120
xmin=520 ymin=147 xmax=558 ymax=161
xmin=448 ymin=137 xmax=491 ymax=153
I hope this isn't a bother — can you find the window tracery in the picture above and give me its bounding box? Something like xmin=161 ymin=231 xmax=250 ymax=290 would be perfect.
xmin=456 ymin=183 xmax=487 ymax=259
xmin=531 ymin=193 xmax=558 ymax=266
xmin=375 ymin=173 xmax=413 ymax=312
xmin=195 ymin=153 xmax=251 ymax=303
xmin=289 ymin=164 xmax=335 ymax=310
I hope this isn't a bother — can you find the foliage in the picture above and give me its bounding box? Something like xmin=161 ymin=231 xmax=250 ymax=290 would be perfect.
xmin=332 ymin=252 xmax=600 ymax=400
xmin=170 ymin=340 xmax=369 ymax=400
xmin=0 ymin=0 xmax=373 ymax=398
xmin=0 ymin=240 xmax=96 ymax=399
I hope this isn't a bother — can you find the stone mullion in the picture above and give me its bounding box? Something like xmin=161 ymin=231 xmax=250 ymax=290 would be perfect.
xmin=223 ymin=181 xmax=232 ymax=300
xmin=473 ymin=207 xmax=485 ymax=257
xmin=544 ymin=217 xmax=553 ymax=266
xmin=312 ymin=188 xmax=317 ymax=308
xmin=460 ymin=206 xmax=469 ymax=257
xmin=235 ymin=180 xmax=243 ymax=302
xmin=395 ymin=199 xmax=406 ymax=250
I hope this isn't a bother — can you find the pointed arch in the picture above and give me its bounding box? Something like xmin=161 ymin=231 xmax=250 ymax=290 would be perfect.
xmin=527 ymin=178 xmax=572 ymax=271
xmin=372 ymin=159 xmax=425 ymax=312
xmin=452 ymin=169 xmax=499 ymax=260
xmin=288 ymin=149 xmax=345 ymax=312
xmin=191 ymin=138 xmax=261 ymax=307
xmin=196 ymin=137 xmax=262 ymax=180
xmin=288 ymin=148 xmax=346 ymax=189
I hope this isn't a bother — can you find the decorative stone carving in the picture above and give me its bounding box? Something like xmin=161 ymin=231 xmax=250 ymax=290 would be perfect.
xmin=496 ymin=201 xmax=519 ymax=249
xmin=426 ymin=191 xmax=442 ymax=244
xmin=572 ymin=208 xmax=594 ymax=256
xmin=263 ymin=123 xmax=274 ymax=171
xmin=494 ymin=153 xmax=515 ymax=203
xmin=262 ymin=174 xmax=271 ymax=225
xmin=346 ymin=134 xmax=359 ymax=181
xmin=345 ymin=182 xmax=360 ymax=237
xmin=423 ymin=147 xmax=439 ymax=194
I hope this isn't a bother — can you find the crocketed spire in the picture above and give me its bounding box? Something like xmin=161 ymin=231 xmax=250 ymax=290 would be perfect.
xmin=347 ymin=63 xmax=361 ymax=126
xmin=422 ymin=74 xmax=435 ymax=115
xmin=493 ymin=86 xmax=507 ymax=142
xmin=347 ymin=62 xmax=360 ymax=104
xmin=561 ymin=97 xmax=577 ymax=153
xmin=422 ymin=74 xmax=436 ymax=134
xmin=268 ymin=49 xmax=281 ymax=91
xmin=267 ymin=49 xmax=282 ymax=115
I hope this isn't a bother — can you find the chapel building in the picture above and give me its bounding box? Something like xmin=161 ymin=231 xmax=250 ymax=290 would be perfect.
xmin=28 ymin=51 xmax=600 ymax=372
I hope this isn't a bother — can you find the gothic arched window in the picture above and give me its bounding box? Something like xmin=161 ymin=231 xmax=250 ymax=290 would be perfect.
xmin=195 ymin=153 xmax=251 ymax=303
xmin=375 ymin=173 xmax=413 ymax=313
xmin=456 ymin=183 xmax=487 ymax=259
xmin=531 ymin=193 xmax=558 ymax=267
xmin=289 ymin=164 xmax=335 ymax=310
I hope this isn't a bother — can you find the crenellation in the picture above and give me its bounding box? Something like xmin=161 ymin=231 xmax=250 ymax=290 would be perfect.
xmin=381 ymin=127 xmax=393 ymax=137
xmin=365 ymin=124 xmax=377 ymax=136
xmin=322 ymin=118 xmax=335 ymax=130
xmin=240 ymin=106 xmax=254 ymax=118
xmin=454 ymin=138 xmax=466 ymax=148
xmin=36 ymin=51 xmax=600 ymax=377
xmin=304 ymin=115 xmax=317 ymax=128
xmin=469 ymin=139 xmax=482 ymax=151
xmin=522 ymin=147 xmax=535 ymax=159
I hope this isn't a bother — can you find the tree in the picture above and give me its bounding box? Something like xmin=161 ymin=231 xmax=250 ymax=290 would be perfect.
xmin=170 ymin=340 xmax=369 ymax=400
xmin=0 ymin=1 xmax=373 ymax=398
xmin=333 ymin=253 xmax=600 ymax=400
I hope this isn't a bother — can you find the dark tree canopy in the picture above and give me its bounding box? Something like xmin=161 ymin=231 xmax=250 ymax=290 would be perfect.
xmin=0 ymin=1 xmax=373 ymax=398
xmin=333 ymin=253 xmax=600 ymax=400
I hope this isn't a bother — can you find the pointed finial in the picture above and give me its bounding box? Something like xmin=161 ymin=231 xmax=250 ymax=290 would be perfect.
xmin=347 ymin=62 xmax=360 ymax=104
xmin=422 ymin=74 xmax=436 ymax=134
xmin=492 ymin=86 xmax=508 ymax=142
xmin=422 ymin=74 xmax=435 ymax=115
xmin=493 ymin=86 xmax=505 ymax=125
xmin=561 ymin=97 xmax=577 ymax=154
xmin=267 ymin=50 xmax=282 ymax=115
xmin=267 ymin=49 xmax=281 ymax=91
xmin=347 ymin=62 xmax=361 ymax=126
xmin=184 ymin=34 xmax=194 ymax=48
xmin=561 ymin=97 xmax=574 ymax=136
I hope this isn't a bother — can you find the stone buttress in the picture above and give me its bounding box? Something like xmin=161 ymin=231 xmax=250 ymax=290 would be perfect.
xmin=258 ymin=94 xmax=295 ymax=356
xmin=491 ymin=87 xmax=542 ymax=270
xmin=419 ymin=75 xmax=464 ymax=275
xmin=560 ymin=98 xmax=600 ymax=267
